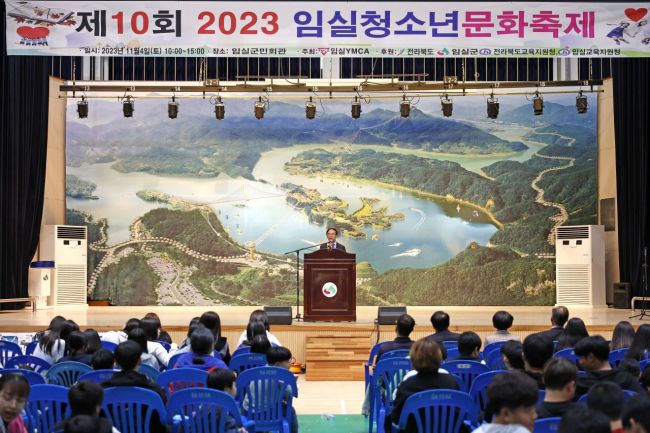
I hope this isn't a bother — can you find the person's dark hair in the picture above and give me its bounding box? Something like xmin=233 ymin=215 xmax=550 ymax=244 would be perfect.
xmin=611 ymin=321 xmax=635 ymax=351
xmin=38 ymin=318 xmax=66 ymax=354
xmin=523 ymin=333 xmax=554 ymax=369
xmin=492 ymin=311 xmax=514 ymax=331
xmin=83 ymin=329 xmax=102 ymax=355
xmin=586 ymin=381 xmax=625 ymax=421
xmin=552 ymin=306 xmax=570 ymax=327
xmin=139 ymin=318 xmax=160 ymax=342
xmin=410 ymin=338 xmax=443 ymax=373
xmin=249 ymin=310 xmax=270 ymax=332
xmin=642 ymin=364 xmax=650 ymax=390
xmin=122 ymin=318 xmax=141 ymax=333
xmin=559 ymin=406 xmax=612 ymax=433
xmin=190 ymin=326 xmax=215 ymax=365
xmin=623 ymin=394 xmax=650 ymax=432
xmin=246 ymin=321 xmax=267 ymax=343
xmin=574 ymin=335 xmax=610 ymax=362
xmin=395 ymin=314 xmax=415 ymax=337
xmin=430 ymin=311 xmax=450 ymax=332
xmin=127 ymin=328 xmax=150 ymax=354
xmin=66 ymin=331 xmax=88 ymax=356
xmin=627 ymin=324 xmax=650 ymax=361
xmin=543 ymin=357 xmax=578 ymax=390
xmin=556 ymin=317 xmax=589 ymax=350
xmin=484 ymin=372 xmax=538 ymax=421
xmin=207 ymin=369 xmax=237 ymax=391
xmin=91 ymin=348 xmax=114 ymax=370
xmin=0 ymin=374 xmax=29 ymax=399
xmin=68 ymin=381 xmax=104 ymax=416
xmin=251 ymin=335 xmax=271 ymax=354
xmin=619 ymin=358 xmax=641 ymax=378
xmin=501 ymin=340 xmax=525 ymax=370
xmin=199 ymin=311 xmax=223 ymax=339
xmin=457 ymin=331 xmax=482 ymax=357
xmin=48 ymin=316 xmax=67 ymax=330
xmin=114 ymin=340 xmax=143 ymax=371
xmin=326 ymin=227 xmax=338 ymax=235
xmin=63 ymin=415 xmax=103 ymax=433
xmin=266 ymin=346 xmax=292 ymax=365
xmin=143 ymin=312 xmax=162 ymax=324
xmin=186 ymin=321 xmax=202 ymax=339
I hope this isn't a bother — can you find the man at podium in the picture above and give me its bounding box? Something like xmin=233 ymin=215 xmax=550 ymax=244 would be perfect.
xmin=320 ymin=227 xmax=346 ymax=251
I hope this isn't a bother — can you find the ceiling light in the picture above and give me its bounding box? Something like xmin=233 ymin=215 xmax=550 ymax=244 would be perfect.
xmin=77 ymin=96 xmax=88 ymax=119
xmin=487 ymin=95 xmax=499 ymax=119
xmin=400 ymin=96 xmax=410 ymax=118
xmin=306 ymin=96 xmax=316 ymax=120
xmin=441 ymin=95 xmax=453 ymax=117
xmin=351 ymin=96 xmax=361 ymax=119
xmin=576 ymin=91 xmax=588 ymax=114
xmin=214 ymin=96 xmax=225 ymax=120
xmin=168 ymin=95 xmax=178 ymax=119
xmin=533 ymin=91 xmax=544 ymax=116
xmin=122 ymin=96 xmax=134 ymax=118
xmin=254 ymin=96 xmax=265 ymax=120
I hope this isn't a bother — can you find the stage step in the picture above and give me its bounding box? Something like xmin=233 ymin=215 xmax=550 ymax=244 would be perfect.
xmin=305 ymin=334 xmax=371 ymax=381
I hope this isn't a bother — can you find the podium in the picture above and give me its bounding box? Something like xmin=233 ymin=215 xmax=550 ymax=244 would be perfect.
xmin=303 ymin=249 xmax=356 ymax=322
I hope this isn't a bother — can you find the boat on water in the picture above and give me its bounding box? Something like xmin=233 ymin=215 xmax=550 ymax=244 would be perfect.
xmin=388 ymin=242 xmax=402 ymax=247
xmin=391 ymin=248 xmax=422 ymax=258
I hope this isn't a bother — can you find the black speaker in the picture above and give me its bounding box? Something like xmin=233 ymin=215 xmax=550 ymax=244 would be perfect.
xmin=377 ymin=306 xmax=407 ymax=325
xmin=613 ymin=282 xmax=632 ymax=309
xmin=264 ymin=306 xmax=293 ymax=325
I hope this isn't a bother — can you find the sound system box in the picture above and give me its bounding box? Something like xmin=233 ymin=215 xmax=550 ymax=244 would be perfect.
xmin=377 ymin=306 xmax=407 ymax=325
xmin=263 ymin=306 xmax=293 ymax=325
xmin=613 ymin=282 xmax=632 ymax=309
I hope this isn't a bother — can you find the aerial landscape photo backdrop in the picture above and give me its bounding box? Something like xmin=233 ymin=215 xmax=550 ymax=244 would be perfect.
xmin=66 ymin=90 xmax=597 ymax=306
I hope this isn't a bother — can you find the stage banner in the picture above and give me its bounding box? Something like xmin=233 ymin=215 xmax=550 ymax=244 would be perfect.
xmin=4 ymin=1 xmax=650 ymax=57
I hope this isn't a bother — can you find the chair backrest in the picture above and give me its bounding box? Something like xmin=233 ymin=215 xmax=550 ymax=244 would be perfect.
xmin=156 ymin=368 xmax=209 ymax=397
xmin=468 ymin=370 xmax=508 ymax=413
xmin=167 ymin=388 xmax=247 ymax=433
xmin=441 ymin=360 xmax=491 ymax=392
xmin=46 ymin=361 xmax=92 ymax=386
xmin=395 ymin=389 xmax=479 ymax=433
xmin=538 ymin=389 xmax=546 ymax=405
xmin=231 ymin=346 xmax=251 ymax=358
xmin=578 ymin=389 xmax=637 ymax=404
xmin=641 ymin=358 xmax=650 ymax=372
xmin=24 ymin=384 xmax=70 ymax=433
xmin=371 ymin=357 xmax=413 ymax=426
xmin=609 ymin=348 xmax=630 ymax=368
xmin=236 ymin=366 xmax=298 ymax=432
xmin=485 ymin=349 xmax=506 ymax=371
xmin=0 ymin=368 xmax=46 ymax=385
xmin=25 ymin=341 xmax=38 ymax=356
xmin=101 ymin=340 xmax=118 ymax=352
xmin=102 ymin=386 xmax=168 ymax=433
xmin=554 ymin=348 xmax=580 ymax=368
xmin=4 ymin=355 xmax=52 ymax=374
xmin=382 ymin=349 xmax=410 ymax=360
xmin=534 ymin=417 xmax=561 ymax=433
xmin=0 ymin=340 xmax=23 ymax=365
xmin=229 ymin=353 xmax=267 ymax=374
xmin=445 ymin=347 xmax=460 ymax=360
xmin=138 ymin=363 xmax=160 ymax=382
xmin=168 ymin=351 xmax=184 ymax=369
xmin=483 ymin=341 xmax=506 ymax=358
xmin=77 ymin=369 xmax=118 ymax=384
xmin=156 ymin=340 xmax=172 ymax=352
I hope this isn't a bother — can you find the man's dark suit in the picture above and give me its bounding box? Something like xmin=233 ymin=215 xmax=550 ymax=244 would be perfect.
xmin=536 ymin=326 xmax=564 ymax=342
xmin=320 ymin=242 xmax=346 ymax=251
xmin=425 ymin=329 xmax=461 ymax=344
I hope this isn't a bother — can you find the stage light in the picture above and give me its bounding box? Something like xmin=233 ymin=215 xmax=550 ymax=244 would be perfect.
xmin=533 ymin=91 xmax=544 ymax=116
xmin=168 ymin=96 xmax=179 ymax=119
xmin=254 ymin=96 xmax=265 ymax=120
xmin=487 ymin=94 xmax=499 ymax=119
xmin=122 ymin=96 xmax=134 ymax=118
xmin=214 ymin=96 xmax=225 ymax=120
xmin=400 ymin=96 xmax=410 ymax=118
xmin=441 ymin=95 xmax=453 ymax=117
xmin=576 ymin=90 xmax=588 ymax=114
xmin=351 ymin=96 xmax=361 ymax=119
xmin=305 ymin=96 xmax=316 ymax=120
xmin=77 ymin=96 xmax=88 ymax=119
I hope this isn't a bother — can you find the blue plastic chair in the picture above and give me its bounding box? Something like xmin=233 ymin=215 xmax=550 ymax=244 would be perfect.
xmin=441 ymin=360 xmax=491 ymax=393
xmin=391 ymin=389 xmax=479 ymax=433
xmin=77 ymin=369 xmax=117 ymax=384
xmin=167 ymin=388 xmax=255 ymax=433
xmin=534 ymin=417 xmax=561 ymax=433
xmin=554 ymin=348 xmax=580 ymax=368
xmin=369 ymin=357 xmax=413 ymax=433
xmin=609 ymin=348 xmax=629 ymax=368
xmin=442 ymin=340 xmax=459 ymax=351
xmin=168 ymin=351 xmax=184 ymax=369
xmin=24 ymin=384 xmax=70 ymax=433
xmin=0 ymin=368 xmax=46 ymax=385
xmin=482 ymin=341 xmax=506 ymax=359
xmin=139 ymin=363 xmax=161 ymax=382
xmin=365 ymin=342 xmax=386 ymax=387
xmin=0 ymin=340 xmax=23 ymax=366
xmin=468 ymin=370 xmax=508 ymax=413
xmin=156 ymin=368 xmax=209 ymax=398
xmin=538 ymin=389 xmax=546 ymax=405
xmin=236 ymin=366 xmax=298 ymax=433
xmin=445 ymin=347 xmax=460 ymax=360
xmin=230 ymin=353 xmax=267 ymax=374
xmin=640 ymin=358 xmax=650 ymax=372
xmin=485 ymin=349 xmax=506 ymax=370
xmin=46 ymin=361 xmax=92 ymax=386
xmin=4 ymin=355 xmax=52 ymax=374
xmin=578 ymin=389 xmax=637 ymax=403
xmin=101 ymin=340 xmax=118 ymax=352
xmin=381 ymin=349 xmax=410 ymax=360
xmin=102 ymin=386 xmax=168 ymax=433
xmin=232 ymin=346 xmax=251 ymax=358
xmin=25 ymin=341 xmax=38 ymax=355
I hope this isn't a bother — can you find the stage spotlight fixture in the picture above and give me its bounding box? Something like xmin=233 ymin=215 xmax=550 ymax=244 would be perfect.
xmin=122 ymin=97 xmax=134 ymax=118
xmin=305 ymin=96 xmax=316 ymax=120
xmin=351 ymin=96 xmax=362 ymax=119
xmin=533 ymin=91 xmax=544 ymax=116
xmin=400 ymin=96 xmax=410 ymax=118
xmin=214 ymin=96 xmax=225 ymax=120
xmin=254 ymin=96 xmax=265 ymax=120
xmin=168 ymin=96 xmax=179 ymax=119
xmin=441 ymin=95 xmax=453 ymax=117
xmin=77 ymin=96 xmax=88 ymax=119
xmin=487 ymin=94 xmax=499 ymax=119
xmin=576 ymin=91 xmax=588 ymax=114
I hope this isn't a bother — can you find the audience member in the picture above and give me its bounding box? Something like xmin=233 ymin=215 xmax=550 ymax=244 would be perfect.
xmin=501 ymin=340 xmax=525 ymax=371
xmin=237 ymin=310 xmax=281 ymax=347
xmin=0 ymin=374 xmax=30 ymax=433
xmin=91 ymin=348 xmax=114 ymax=370
xmin=574 ymin=336 xmax=642 ymax=397
xmin=472 ymin=372 xmax=538 ymax=433
xmin=641 ymin=364 xmax=650 ymax=393
xmin=33 ymin=319 xmax=78 ymax=364
xmin=623 ymin=395 xmax=650 ymax=433
xmin=537 ymin=306 xmax=569 ymax=341
xmin=376 ymin=313 xmax=415 ymax=362
xmin=237 ymin=321 xmax=267 ymax=350
xmin=586 ymin=382 xmax=626 ymax=433
xmin=177 ymin=317 xmax=200 ymax=350
xmin=140 ymin=318 xmax=171 ymax=368
xmin=522 ymin=333 xmax=554 ymax=388
xmin=261 ymin=347 xmax=297 ymax=433
xmin=425 ymin=311 xmax=461 ymax=344
xmin=485 ymin=311 xmax=520 ymax=346
xmin=128 ymin=328 xmax=160 ymax=370
xmin=555 ymin=317 xmax=589 ymax=351
xmin=58 ymin=331 xmax=93 ymax=365
xmin=143 ymin=312 xmax=172 ymax=345
xmin=200 ymin=311 xmax=231 ymax=364
xmin=537 ymin=358 xmax=581 ymax=419
xmin=101 ymin=318 xmax=140 ymax=345
xmin=619 ymin=358 xmax=641 ymax=379
xmin=611 ymin=320 xmax=636 ymax=351
xmin=63 ymin=415 xmax=106 ymax=433
xmin=250 ymin=334 xmax=272 ymax=355
xmin=175 ymin=326 xmax=227 ymax=372
xmin=206 ymin=369 xmax=246 ymax=433
xmin=56 ymin=382 xmax=117 ymax=433
xmin=627 ymin=324 xmax=650 ymax=361
xmin=558 ymin=406 xmax=612 ymax=433
xmin=173 ymin=321 xmax=202 ymax=358
xmin=32 ymin=315 xmax=66 ymax=342
xmin=453 ymin=331 xmax=483 ymax=362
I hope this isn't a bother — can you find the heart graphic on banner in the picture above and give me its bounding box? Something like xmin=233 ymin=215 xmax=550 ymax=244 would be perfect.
xmin=17 ymin=26 xmax=50 ymax=40
xmin=624 ymin=8 xmax=648 ymax=22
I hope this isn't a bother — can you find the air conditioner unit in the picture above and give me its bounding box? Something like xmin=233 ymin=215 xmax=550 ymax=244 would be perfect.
xmin=555 ymin=225 xmax=605 ymax=306
xmin=40 ymin=225 xmax=87 ymax=306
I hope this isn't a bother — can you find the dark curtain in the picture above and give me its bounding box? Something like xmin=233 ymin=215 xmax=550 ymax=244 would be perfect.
xmin=613 ymin=58 xmax=650 ymax=296
xmin=0 ymin=2 xmax=50 ymax=307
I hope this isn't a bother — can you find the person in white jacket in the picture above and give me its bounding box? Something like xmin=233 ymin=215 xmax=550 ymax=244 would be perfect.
xmin=101 ymin=318 xmax=141 ymax=346
xmin=236 ymin=310 xmax=281 ymax=348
